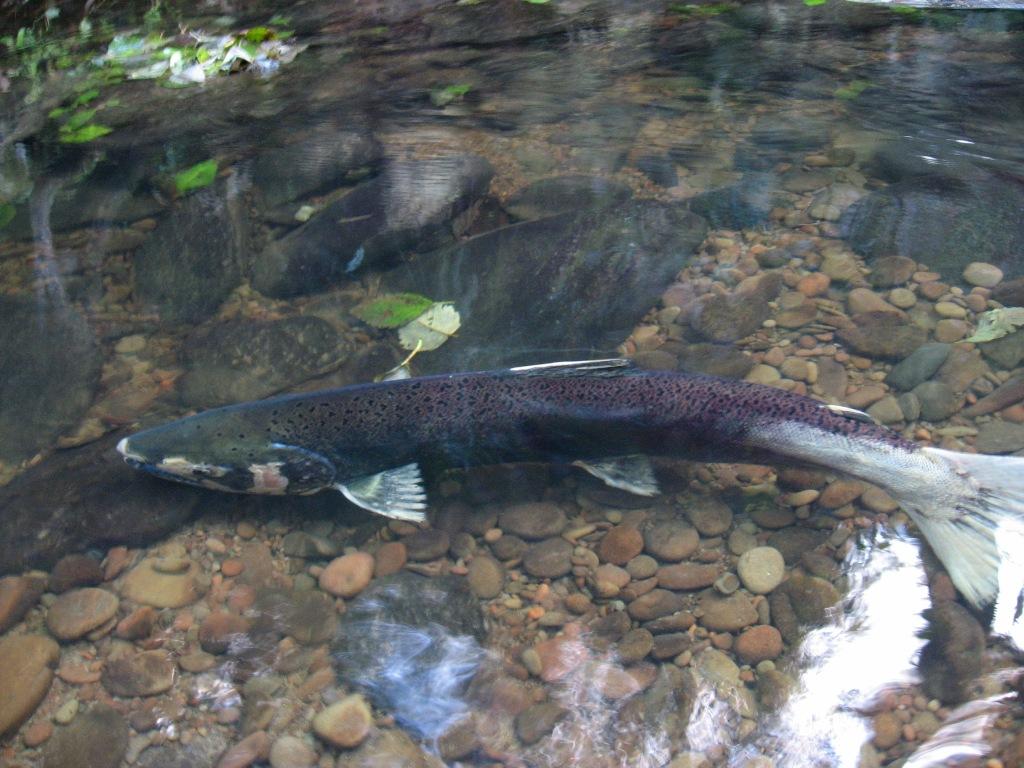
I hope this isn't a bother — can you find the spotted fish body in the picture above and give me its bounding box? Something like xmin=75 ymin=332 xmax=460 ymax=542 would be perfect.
xmin=119 ymin=360 xmax=1024 ymax=610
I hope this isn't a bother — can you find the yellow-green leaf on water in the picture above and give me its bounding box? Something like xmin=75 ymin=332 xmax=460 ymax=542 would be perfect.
xmin=834 ymin=80 xmax=871 ymax=100
xmin=63 ymin=108 xmax=97 ymax=131
xmin=804 ymin=0 xmax=827 ymax=6
xmin=58 ymin=123 xmax=112 ymax=143
xmin=398 ymin=302 xmax=461 ymax=351
xmin=0 ymin=203 xmax=15 ymax=229
xmin=965 ymin=307 xmax=1024 ymax=343
xmin=173 ymin=159 xmax=218 ymax=195
xmin=352 ymin=293 xmax=434 ymax=329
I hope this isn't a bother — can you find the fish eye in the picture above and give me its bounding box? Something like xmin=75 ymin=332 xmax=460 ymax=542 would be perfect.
xmin=191 ymin=468 xmax=213 ymax=478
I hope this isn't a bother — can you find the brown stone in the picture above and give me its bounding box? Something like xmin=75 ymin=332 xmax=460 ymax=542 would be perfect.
xmin=627 ymin=589 xmax=686 ymax=621
xmin=199 ymin=611 xmax=252 ymax=654
xmin=0 ymin=575 xmax=45 ymax=633
xmin=120 ymin=558 xmax=206 ymax=608
xmin=49 ymin=554 xmax=105 ymax=593
xmin=220 ymin=558 xmax=245 ymax=577
xmin=498 ymin=503 xmax=568 ymax=540
xmin=313 ymin=694 xmax=372 ymax=748
xmin=402 ymin=529 xmax=450 ymax=561
xmin=217 ymin=730 xmax=271 ymax=768
xmin=818 ymin=480 xmax=864 ymax=509
xmin=0 ymin=634 xmax=59 ymax=735
xmin=374 ymin=542 xmax=407 ymax=577
xmin=23 ymin=719 xmax=53 ymax=747
xmin=115 ymin=605 xmax=157 ymax=640
xmin=45 ymin=587 xmax=119 ymax=641
xmin=657 ymin=563 xmax=719 ymax=591
xmin=873 ymin=711 xmax=902 ymax=749
xmin=734 ymin=625 xmax=783 ymax=664
xmin=699 ymin=592 xmax=758 ymax=632
xmin=101 ymin=650 xmax=175 ymax=697
xmin=598 ymin=525 xmax=644 ymax=565
xmin=319 ymin=552 xmax=375 ymax=598
xmin=533 ymin=637 xmax=589 ymax=683
xmin=643 ymin=521 xmax=699 ymax=562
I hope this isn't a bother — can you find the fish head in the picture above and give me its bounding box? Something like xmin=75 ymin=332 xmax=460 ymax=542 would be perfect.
xmin=117 ymin=410 xmax=336 ymax=495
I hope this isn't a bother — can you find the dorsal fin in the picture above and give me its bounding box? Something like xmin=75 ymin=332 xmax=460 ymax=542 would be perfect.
xmin=509 ymin=359 xmax=636 ymax=377
xmin=826 ymin=403 xmax=877 ymax=424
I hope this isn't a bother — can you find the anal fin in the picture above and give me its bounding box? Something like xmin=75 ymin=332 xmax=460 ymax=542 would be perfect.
xmin=574 ymin=455 xmax=660 ymax=497
xmin=337 ymin=463 xmax=427 ymax=523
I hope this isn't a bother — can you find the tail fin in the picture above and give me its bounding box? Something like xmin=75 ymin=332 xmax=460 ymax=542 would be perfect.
xmin=894 ymin=447 xmax=1024 ymax=610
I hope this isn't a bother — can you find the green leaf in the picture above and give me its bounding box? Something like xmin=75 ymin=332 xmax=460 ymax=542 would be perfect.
xmin=73 ymin=88 xmax=100 ymax=107
xmin=244 ymin=26 xmax=272 ymax=43
xmin=173 ymin=159 xmax=218 ymax=195
xmin=58 ymin=124 xmax=113 ymax=143
xmin=352 ymin=293 xmax=435 ymax=329
xmin=965 ymin=308 xmax=1024 ymax=343
xmin=63 ymin=108 xmax=97 ymax=131
xmin=523 ymin=0 xmax=550 ymax=4
xmin=431 ymin=83 xmax=472 ymax=107
xmin=48 ymin=106 xmax=68 ymax=119
xmin=803 ymin=0 xmax=827 ymax=6
xmin=0 ymin=203 xmax=15 ymax=229
xmin=267 ymin=14 xmax=291 ymax=26
xmin=834 ymin=80 xmax=871 ymax=100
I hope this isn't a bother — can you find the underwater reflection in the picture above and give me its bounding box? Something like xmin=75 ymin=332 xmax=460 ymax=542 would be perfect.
xmin=731 ymin=530 xmax=929 ymax=768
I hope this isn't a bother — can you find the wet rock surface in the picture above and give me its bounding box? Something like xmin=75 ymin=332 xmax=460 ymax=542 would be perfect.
xmin=42 ymin=703 xmax=129 ymax=768
xmin=0 ymin=296 xmax=101 ymax=466
xmin=0 ymin=634 xmax=59 ymax=735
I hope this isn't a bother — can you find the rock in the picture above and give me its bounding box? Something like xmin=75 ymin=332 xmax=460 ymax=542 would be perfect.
xmin=374 ymin=542 xmax=407 ymax=577
xmin=934 ymin=319 xmax=968 ymax=343
xmin=136 ymin=732 xmax=230 ymax=768
xmin=652 ymin=632 xmax=691 ymax=660
xmin=0 ymin=634 xmax=59 ymax=735
xmin=836 ymin=312 xmax=927 ymax=360
xmin=692 ymin=273 xmax=783 ymax=343
xmin=533 ymin=636 xmax=589 ymax=682
xmin=42 ymin=703 xmax=128 ymax=768
xmin=516 ymin=702 xmax=568 ymax=745
xmin=0 ymin=575 xmax=45 ymax=633
xmin=256 ymin=589 xmax=338 ymax=646
xmin=778 ymin=573 xmax=840 ymax=624
xmin=492 ymin=534 xmax=527 ymax=561
xmin=886 ymin=343 xmax=951 ymax=392
xmin=101 ymin=650 xmax=175 ymax=697
xmin=281 ymin=531 xmax=338 ymax=559
xmin=402 ymin=529 xmax=450 ymax=562
xmin=48 ymin=554 xmax=104 ymax=594
xmin=843 ymin=176 xmax=1024 ymax=282
xmin=688 ymin=174 xmax=775 ymax=230
xmin=766 ymin=528 xmax=828 ymax=565
xmin=736 ymin=547 xmax=786 ymax=594
xmin=847 ymin=288 xmax=899 ymax=315
xmin=504 ymin=175 xmax=632 ymax=221
xmin=523 ymin=538 xmax=573 ymax=578
xmin=0 ymin=435 xmax=201 ymax=574
xmin=963 ymin=262 xmax=1003 ymax=288
xmin=217 ymin=731 xmax=271 ymax=768
xmin=253 ymin=155 xmax=494 ymax=297
xmin=498 ymin=503 xmax=567 ymax=540
xmin=869 ymin=256 xmax=917 ymax=288
xmin=677 ymin=343 xmax=755 ymax=379
xmin=699 ymin=592 xmax=758 ymax=632
xmin=178 ymin=651 xmax=216 ymax=673
xmin=617 ymin=628 xmax=655 ymax=664
xmin=178 ymin=316 xmax=347 ymax=408
xmin=466 ymin=556 xmax=505 ymax=599
xmin=383 ymin=201 xmax=707 ymax=372
xmin=734 ymin=626 xmax=783 ymax=665
xmin=134 ymin=185 xmax=248 ymax=323
xmin=684 ymin=494 xmax=733 ymax=536
xmin=319 ymin=552 xmax=375 ymax=598
xmin=657 ymin=563 xmax=719 ymax=591
xmin=818 ymin=480 xmax=864 ymax=509
xmin=0 ymin=296 xmax=102 ymax=466
xmin=808 ymin=183 xmax=863 ymax=221
xmin=821 ymin=251 xmax=861 ymax=282
xmin=628 ymin=589 xmax=686 ymax=621
xmin=936 ymin=346 xmax=989 ymax=392
xmin=889 ymin=288 xmax=917 ymax=308
xmin=253 ymin=125 xmax=381 ymax=210
xmin=313 ymin=694 xmax=372 ymax=749
xmin=975 ymin=421 xmax=1024 ymax=454
xmin=269 ymin=735 xmax=317 ymax=768
xmin=912 ymin=381 xmax=960 ymax=422
xmin=643 ymin=521 xmax=700 ymax=563
xmin=121 ymin=557 xmax=206 ymax=608
xmin=872 ymin=711 xmax=902 ymax=750
xmin=867 ymin=395 xmax=904 ymax=424
xmin=198 ymin=611 xmax=252 ymax=655
xmin=599 ymin=525 xmax=644 ymax=565
xmin=919 ymin=602 xmax=985 ymax=703
xmin=333 ymin=573 xmax=485 ymax=738
xmin=45 ymin=587 xmax=119 ymax=642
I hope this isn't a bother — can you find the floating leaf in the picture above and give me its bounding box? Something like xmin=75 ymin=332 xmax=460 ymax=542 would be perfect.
xmin=353 ymin=293 xmax=435 ymax=329
xmin=803 ymin=0 xmax=827 ymax=6
xmin=398 ymin=303 xmax=461 ymax=351
xmin=431 ymin=83 xmax=472 ymax=107
xmin=72 ymin=88 xmax=100 ymax=107
xmin=173 ymin=159 xmax=218 ymax=195
xmin=63 ymin=108 xmax=97 ymax=131
xmin=58 ymin=123 xmax=112 ymax=143
xmin=244 ymin=26 xmax=272 ymax=43
xmin=965 ymin=308 xmax=1024 ymax=343
xmin=0 ymin=203 xmax=15 ymax=229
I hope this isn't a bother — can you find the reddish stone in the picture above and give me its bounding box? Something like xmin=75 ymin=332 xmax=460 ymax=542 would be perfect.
xmin=598 ymin=526 xmax=644 ymax=566
xmin=198 ymin=611 xmax=251 ymax=655
xmin=734 ymin=625 xmax=783 ymax=665
xmin=374 ymin=542 xmax=407 ymax=577
xmin=116 ymin=606 xmax=157 ymax=640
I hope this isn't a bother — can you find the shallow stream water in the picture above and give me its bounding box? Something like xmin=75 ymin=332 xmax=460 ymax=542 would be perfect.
xmin=2 ymin=1 xmax=1024 ymax=767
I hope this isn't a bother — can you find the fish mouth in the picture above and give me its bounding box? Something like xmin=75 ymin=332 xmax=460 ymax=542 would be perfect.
xmin=117 ymin=436 xmax=147 ymax=469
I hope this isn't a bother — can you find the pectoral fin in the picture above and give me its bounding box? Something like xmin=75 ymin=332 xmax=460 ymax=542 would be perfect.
xmin=573 ymin=455 xmax=660 ymax=497
xmin=336 ymin=463 xmax=428 ymax=522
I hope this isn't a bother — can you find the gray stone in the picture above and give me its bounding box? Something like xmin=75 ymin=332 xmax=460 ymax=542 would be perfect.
xmin=253 ymin=155 xmax=494 ymax=297
xmin=0 ymin=296 xmax=101 ymax=465
xmin=975 ymin=421 xmax=1024 ymax=454
xmin=101 ymin=651 xmax=175 ymax=697
xmin=766 ymin=528 xmax=828 ymax=565
xmin=515 ymin=702 xmax=567 ymax=745
xmin=43 ymin=704 xmax=128 ymax=768
xmin=256 ymin=589 xmax=338 ymax=646
xmin=384 ymin=201 xmax=707 ymax=372
xmin=178 ymin=316 xmax=347 ymax=407
xmin=504 ymin=175 xmax=631 ymax=221
xmin=523 ymin=538 xmax=573 ymax=579
xmin=691 ymin=273 xmax=783 ymax=344
xmin=688 ymin=174 xmax=776 ymax=230
xmin=886 ymin=343 xmax=951 ymax=392
xmin=133 ymin=184 xmax=249 ymax=323
xmin=0 ymin=434 xmax=201 ymax=573
xmin=919 ymin=601 xmax=985 ymax=704
xmin=836 ymin=312 xmax=928 ymax=360
xmin=333 ymin=573 xmax=485 ymax=738
xmin=980 ymin=330 xmax=1024 ymax=371
xmin=867 ymin=395 xmax=904 ymax=424
xmin=253 ymin=124 xmax=381 ymax=210
xmin=677 ymin=343 xmax=754 ymax=379
xmin=912 ymin=381 xmax=960 ymax=422
xmin=869 ymin=256 xmax=917 ymax=288
xmin=499 ymin=503 xmax=567 ymax=540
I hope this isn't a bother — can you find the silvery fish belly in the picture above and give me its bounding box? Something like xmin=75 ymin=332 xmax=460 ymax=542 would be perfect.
xmin=118 ymin=358 xmax=1024 ymax=611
